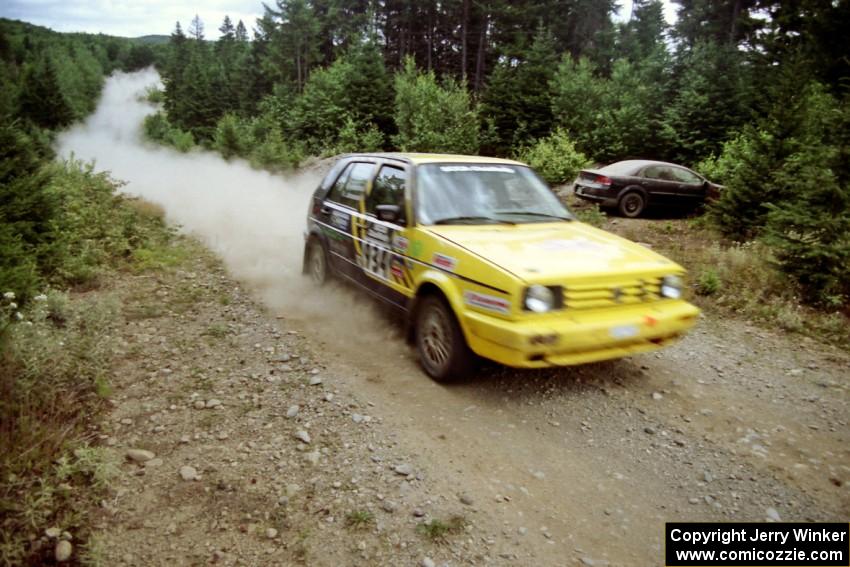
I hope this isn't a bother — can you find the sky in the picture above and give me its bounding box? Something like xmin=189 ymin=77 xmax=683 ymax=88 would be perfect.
xmin=0 ymin=0 xmax=678 ymax=40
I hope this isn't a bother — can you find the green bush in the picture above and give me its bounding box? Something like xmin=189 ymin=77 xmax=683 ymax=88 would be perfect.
xmin=696 ymin=268 xmax=721 ymax=296
xmin=143 ymin=111 xmax=195 ymax=152
xmin=393 ymin=57 xmax=479 ymax=154
xmin=515 ymin=128 xmax=590 ymax=185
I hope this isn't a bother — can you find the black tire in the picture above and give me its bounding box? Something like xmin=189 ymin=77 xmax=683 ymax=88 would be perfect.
xmin=618 ymin=191 xmax=646 ymax=218
xmin=415 ymin=295 xmax=474 ymax=382
xmin=305 ymin=239 xmax=329 ymax=286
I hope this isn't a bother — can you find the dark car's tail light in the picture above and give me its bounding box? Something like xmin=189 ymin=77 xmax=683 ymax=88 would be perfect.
xmin=595 ymin=175 xmax=612 ymax=187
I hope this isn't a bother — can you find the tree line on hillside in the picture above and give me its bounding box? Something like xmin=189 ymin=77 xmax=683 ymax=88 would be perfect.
xmin=152 ymin=0 xmax=849 ymax=307
xmin=0 ymin=19 xmax=159 ymax=301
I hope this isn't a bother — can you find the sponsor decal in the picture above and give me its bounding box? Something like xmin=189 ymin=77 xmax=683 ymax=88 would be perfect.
xmin=330 ymin=210 xmax=350 ymax=230
xmin=409 ymin=240 xmax=424 ymax=258
xmin=390 ymin=260 xmax=405 ymax=280
xmin=464 ymin=291 xmax=510 ymax=314
xmin=432 ymin=253 xmax=457 ymax=272
xmin=392 ymin=234 xmax=409 ymax=253
xmin=366 ymin=223 xmax=390 ymax=243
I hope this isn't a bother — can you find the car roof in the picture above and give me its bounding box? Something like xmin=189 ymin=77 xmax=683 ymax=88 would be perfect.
xmin=599 ymin=159 xmax=695 ymax=174
xmin=340 ymin=152 xmax=526 ymax=166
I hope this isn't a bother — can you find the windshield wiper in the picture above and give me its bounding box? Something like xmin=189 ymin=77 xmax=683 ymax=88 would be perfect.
xmin=494 ymin=211 xmax=574 ymax=221
xmin=433 ymin=216 xmax=515 ymax=225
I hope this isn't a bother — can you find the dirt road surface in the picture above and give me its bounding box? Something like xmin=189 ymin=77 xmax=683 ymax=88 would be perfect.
xmin=62 ymin=71 xmax=849 ymax=566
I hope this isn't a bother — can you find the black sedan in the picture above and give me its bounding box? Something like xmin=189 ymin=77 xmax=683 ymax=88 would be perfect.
xmin=573 ymin=160 xmax=721 ymax=218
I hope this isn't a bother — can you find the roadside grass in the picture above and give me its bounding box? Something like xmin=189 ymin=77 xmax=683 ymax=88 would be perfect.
xmin=0 ymin=169 xmax=184 ymax=564
xmin=572 ymin=202 xmax=607 ymax=227
xmin=344 ymin=509 xmax=375 ymax=530
xmin=416 ymin=515 xmax=467 ymax=543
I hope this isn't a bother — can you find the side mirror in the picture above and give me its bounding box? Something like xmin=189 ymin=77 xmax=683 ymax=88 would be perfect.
xmin=376 ymin=204 xmax=402 ymax=224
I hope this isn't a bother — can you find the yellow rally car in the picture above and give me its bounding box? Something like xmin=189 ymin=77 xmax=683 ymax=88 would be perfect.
xmin=303 ymin=153 xmax=700 ymax=382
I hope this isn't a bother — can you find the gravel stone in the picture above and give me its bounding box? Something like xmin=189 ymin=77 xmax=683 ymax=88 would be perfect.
xmin=179 ymin=465 xmax=198 ymax=481
xmin=45 ymin=527 xmax=62 ymax=539
xmin=55 ymin=540 xmax=72 ymax=562
xmin=126 ymin=449 xmax=156 ymax=463
xmin=394 ymin=463 xmax=413 ymax=476
xmin=294 ymin=430 xmax=311 ymax=444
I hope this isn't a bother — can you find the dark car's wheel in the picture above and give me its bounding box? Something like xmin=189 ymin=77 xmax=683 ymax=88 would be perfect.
xmin=618 ymin=191 xmax=646 ymax=218
xmin=305 ymin=239 xmax=329 ymax=286
xmin=415 ymin=295 xmax=474 ymax=383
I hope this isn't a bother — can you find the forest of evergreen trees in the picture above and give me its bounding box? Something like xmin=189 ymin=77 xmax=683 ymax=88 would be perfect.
xmin=0 ymin=1 xmax=848 ymax=306
xmin=150 ymin=0 xmax=849 ymax=306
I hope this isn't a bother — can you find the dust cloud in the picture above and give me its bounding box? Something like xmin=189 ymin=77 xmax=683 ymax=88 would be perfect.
xmin=56 ymin=69 xmax=402 ymax=351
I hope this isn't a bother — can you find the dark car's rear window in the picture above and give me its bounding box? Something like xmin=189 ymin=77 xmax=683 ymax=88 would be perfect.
xmin=599 ymin=161 xmax=644 ymax=176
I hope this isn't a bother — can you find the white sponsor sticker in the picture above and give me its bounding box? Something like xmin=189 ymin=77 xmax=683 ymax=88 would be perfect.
xmin=439 ymin=165 xmax=515 ymax=173
xmin=464 ymin=291 xmax=511 ymax=314
xmin=432 ymin=253 xmax=457 ymax=272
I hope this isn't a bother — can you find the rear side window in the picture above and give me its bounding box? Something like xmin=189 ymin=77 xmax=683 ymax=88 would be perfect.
xmin=670 ymin=167 xmax=702 ymax=184
xmin=327 ymin=162 xmax=374 ymax=208
xmin=365 ymin=165 xmax=407 ymax=223
xmin=643 ymin=165 xmax=676 ymax=181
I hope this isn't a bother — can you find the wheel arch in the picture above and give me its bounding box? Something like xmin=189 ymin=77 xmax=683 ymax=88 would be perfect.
xmin=617 ymin=184 xmax=649 ymax=203
xmin=405 ymin=274 xmax=467 ymax=344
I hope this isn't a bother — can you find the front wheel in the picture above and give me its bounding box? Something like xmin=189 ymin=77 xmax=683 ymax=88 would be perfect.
xmin=618 ymin=191 xmax=646 ymax=218
xmin=305 ymin=239 xmax=329 ymax=286
xmin=415 ymin=295 xmax=474 ymax=382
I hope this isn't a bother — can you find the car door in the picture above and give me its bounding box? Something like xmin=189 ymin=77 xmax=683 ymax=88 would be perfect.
xmin=640 ymin=165 xmax=683 ymax=205
xmin=320 ymin=160 xmax=376 ymax=280
xmin=354 ymin=162 xmax=413 ymax=310
xmin=668 ymin=166 xmax=706 ymax=202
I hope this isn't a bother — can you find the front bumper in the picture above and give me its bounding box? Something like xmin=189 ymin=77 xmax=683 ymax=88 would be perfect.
xmin=462 ymin=300 xmax=699 ymax=368
xmin=574 ymin=184 xmax=617 ymax=207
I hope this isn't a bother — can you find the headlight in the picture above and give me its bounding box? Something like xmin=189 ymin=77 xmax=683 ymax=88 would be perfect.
xmin=525 ymin=285 xmax=555 ymax=312
xmin=661 ymin=275 xmax=683 ymax=299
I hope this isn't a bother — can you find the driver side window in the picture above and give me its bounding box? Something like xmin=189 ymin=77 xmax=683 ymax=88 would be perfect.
xmin=365 ymin=165 xmax=407 ymax=224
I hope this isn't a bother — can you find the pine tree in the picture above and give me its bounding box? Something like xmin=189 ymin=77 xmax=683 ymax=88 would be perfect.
xmin=18 ymin=54 xmax=74 ymax=129
xmin=0 ymin=123 xmax=56 ymax=298
xmin=480 ymin=25 xmax=558 ymax=154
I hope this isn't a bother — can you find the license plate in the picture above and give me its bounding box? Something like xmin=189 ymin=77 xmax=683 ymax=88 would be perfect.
xmin=610 ymin=325 xmax=638 ymax=339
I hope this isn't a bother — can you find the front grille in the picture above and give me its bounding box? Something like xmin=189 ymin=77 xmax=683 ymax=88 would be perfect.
xmin=563 ymin=276 xmax=662 ymax=309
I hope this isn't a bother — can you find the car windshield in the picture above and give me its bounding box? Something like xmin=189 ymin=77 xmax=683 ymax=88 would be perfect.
xmin=416 ymin=163 xmax=573 ymax=225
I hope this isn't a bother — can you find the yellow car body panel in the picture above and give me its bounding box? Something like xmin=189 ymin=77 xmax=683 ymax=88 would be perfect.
xmin=402 ymin=220 xmax=699 ymax=368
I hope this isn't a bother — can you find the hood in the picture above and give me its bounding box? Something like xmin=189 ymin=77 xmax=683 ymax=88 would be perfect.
xmin=426 ymin=222 xmax=681 ymax=282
